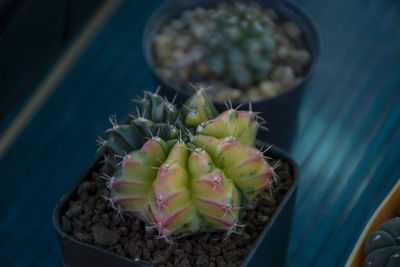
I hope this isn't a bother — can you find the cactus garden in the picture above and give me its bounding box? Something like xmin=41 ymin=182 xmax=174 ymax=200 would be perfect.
xmin=60 ymin=86 xmax=295 ymax=266
xmin=152 ymin=2 xmax=312 ymax=102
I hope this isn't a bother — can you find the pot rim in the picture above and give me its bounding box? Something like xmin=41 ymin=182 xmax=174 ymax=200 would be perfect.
xmin=142 ymin=0 xmax=321 ymax=105
xmin=53 ymin=142 xmax=300 ymax=266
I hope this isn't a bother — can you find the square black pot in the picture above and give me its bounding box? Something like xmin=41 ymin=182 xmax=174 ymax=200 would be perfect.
xmin=53 ymin=143 xmax=299 ymax=267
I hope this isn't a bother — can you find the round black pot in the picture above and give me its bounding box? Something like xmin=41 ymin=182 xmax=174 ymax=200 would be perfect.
xmin=53 ymin=143 xmax=299 ymax=267
xmin=143 ymin=0 xmax=320 ymax=150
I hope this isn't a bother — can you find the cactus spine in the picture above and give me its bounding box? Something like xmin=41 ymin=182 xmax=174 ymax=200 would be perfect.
xmin=99 ymin=86 xmax=276 ymax=239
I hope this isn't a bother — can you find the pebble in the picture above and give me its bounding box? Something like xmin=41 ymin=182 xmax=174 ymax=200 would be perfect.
xmin=154 ymin=239 xmax=168 ymax=250
xmin=66 ymin=203 xmax=83 ymax=218
xmin=173 ymin=248 xmax=184 ymax=256
xmin=78 ymin=214 xmax=89 ymax=222
xmin=177 ymin=68 xmax=190 ymax=81
xmin=73 ymin=220 xmax=85 ymax=231
xmin=194 ymin=61 xmax=210 ymax=76
xmin=248 ymin=87 xmax=262 ymax=102
xmin=136 ymin=240 xmax=146 ymax=248
xmin=77 ymin=181 xmax=94 ymax=195
xmin=181 ymin=240 xmax=193 ymax=253
xmin=224 ymin=250 xmax=243 ymax=262
xmin=181 ymin=10 xmax=195 ymax=23
xmin=153 ymin=34 xmax=173 ymax=60
xmin=214 ymin=88 xmax=242 ymax=102
xmin=209 ymin=246 xmax=222 ymax=256
xmin=276 ymin=45 xmax=291 ymax=58
xmin=260 ymin=81 xmax=280 ymax=98
xmin=112 ymin=214 xmax=121 ymax=225
xmin=128 ymin=241 xmax=141 ymax=258
xmin=216 ymin=256 xmax=228 ymax=267
xmin=175 ymin=35 xmax=192 ymax=50
xmin=142 ymin=248 xmax=151 ymax=260
xmin=95 ymin=202 xmax=106 ymax=212
xmin=196 ymin=255 xmax=209 ymax=265
xmin=171 ymin=49 xmax=185 ymax=61
xmin=83 ymin=203 xmax=94 ymax=216
xmin=257 ymin=214 xmax=270 ymax=224
xmin=92 ymin=225 xmax=119 ymax=246
xmin=119 ymin=226 xmax=128 ymax=236
xmin=180 ymin=257 xmax=191 ymax=267
xmin=146 ymin=239 xmax=155 ymax=252
xmin=159 ymin=68 xmax=174 ymax=82
xmin=170 ymin=19 xmax=184 ymax=30
xmin=282 ymin=22 xmax=302 ymax=39
xmin=272 ymin=66 xmax=296 ymax=89
xmin=190 ymin=24 xmax=208 ymax=39
xmin=65 ymin=159 xmax=293 ymax=267
xmin=194 ymin=7 xmax=207 ymax=18
xmin=289 ymin=49 xmax=311 ymax=66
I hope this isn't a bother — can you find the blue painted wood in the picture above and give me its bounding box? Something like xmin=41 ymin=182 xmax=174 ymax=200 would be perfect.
xmin=286 ymin=0 xmax=400 ymax=266
xmin=0 ymin=0 xmax=399 ymax=266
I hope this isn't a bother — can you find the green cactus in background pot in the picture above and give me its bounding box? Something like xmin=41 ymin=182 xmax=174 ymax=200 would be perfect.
xmin=97 ymin=86 xmax=278 ymax=240
xmin=202 ymin=2 xmax=276 ymax=88
xmin=153 ymin=2 xmax=312 ymax=102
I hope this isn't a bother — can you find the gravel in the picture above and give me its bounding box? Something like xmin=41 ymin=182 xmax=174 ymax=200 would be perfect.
xmin=62 ymin=159 xmax=294 ymax=266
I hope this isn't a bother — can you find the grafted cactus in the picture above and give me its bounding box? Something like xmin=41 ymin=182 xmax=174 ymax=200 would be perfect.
xmin=99 ymin=86 xmax=277 ymax=239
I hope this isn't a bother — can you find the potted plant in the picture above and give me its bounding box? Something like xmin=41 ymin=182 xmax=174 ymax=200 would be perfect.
xmin=345 ymin=178 xmax=400 ymax=267
xmin=143 ymin=0 xmax=320 ymax=149
xmin=53 ymin=86 xmax=300 ymax=266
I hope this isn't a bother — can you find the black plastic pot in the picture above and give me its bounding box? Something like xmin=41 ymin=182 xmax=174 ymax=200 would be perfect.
xmin=53 ymin=143 xmax=299 ymax=267
xmin=143 ymin=0 xmax=320 ymax=150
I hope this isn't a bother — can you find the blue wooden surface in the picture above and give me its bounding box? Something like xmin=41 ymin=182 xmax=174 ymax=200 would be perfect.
xmin=0 ymin=0 xmax=400 ymax=266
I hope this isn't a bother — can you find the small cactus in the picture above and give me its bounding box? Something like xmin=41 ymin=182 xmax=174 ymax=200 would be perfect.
xmin=99 ymin=86 xmax=276 ymax=239
xmin=202 ymin=2 xmax=276 ymax=88
xmin=153 ymin=2 xmax=312 ymax=102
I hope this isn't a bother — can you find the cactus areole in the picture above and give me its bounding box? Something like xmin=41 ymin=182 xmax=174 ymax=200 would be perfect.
xmin=98 ymin=86 xmax=276 ymax=240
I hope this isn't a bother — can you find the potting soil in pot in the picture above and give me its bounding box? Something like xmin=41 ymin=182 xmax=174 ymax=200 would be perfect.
xmin=61 ymin=159 xmax=293 ymax=267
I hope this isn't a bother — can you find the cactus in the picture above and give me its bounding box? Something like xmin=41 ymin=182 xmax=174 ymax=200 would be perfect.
xmin=363 ymin=217 xmax=400 ymax=267
xmin=202 ymin=2 xmax=276 ymax=88
xmin=98 ymin=86 xmax=277 ymax=239
xmin=153 ymin=2 xmax=312 ymax=102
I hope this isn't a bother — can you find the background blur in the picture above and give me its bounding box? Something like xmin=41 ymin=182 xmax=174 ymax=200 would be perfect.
xmin=0 ymin=0 xmax=399 ymax=266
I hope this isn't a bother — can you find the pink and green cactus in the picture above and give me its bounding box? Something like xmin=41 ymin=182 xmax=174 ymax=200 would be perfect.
xmin=99 ymin=86 xmax=277 ymax=239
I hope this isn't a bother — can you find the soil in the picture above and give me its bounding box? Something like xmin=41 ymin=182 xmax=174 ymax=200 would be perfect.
xmin=62 ymin=159 xmax=293 ymax=267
